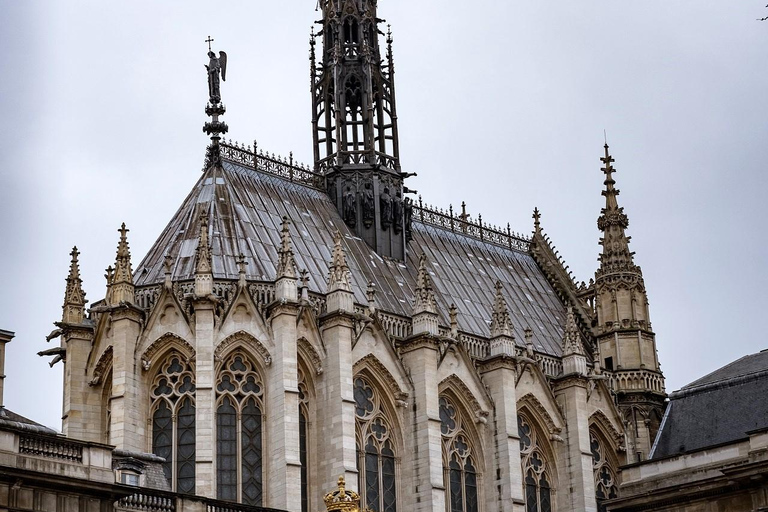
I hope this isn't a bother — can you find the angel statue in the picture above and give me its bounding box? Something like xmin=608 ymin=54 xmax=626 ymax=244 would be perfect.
xmin=205 ymin=50 xmax=227 ymax=103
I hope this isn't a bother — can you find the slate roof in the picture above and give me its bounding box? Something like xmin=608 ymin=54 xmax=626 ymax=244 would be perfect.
xmin=651 ymin=349 xmax=768 ymax=459
xmin=134 ymin=158 xmax=566 ymax=356
xmin=0 ymin=406 xmax=58 ymax=435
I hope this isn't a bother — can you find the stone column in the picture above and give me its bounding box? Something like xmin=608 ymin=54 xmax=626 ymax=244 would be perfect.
xmin=479 ymin=357 xmax=525 ymax=512
xmin=193 ymin=299 xmax=215 ymax=498
xmin=61 ymin=325 xmax=98 ymax=441
xmin=109 ymin=305 xmax=144 ymax=453
xmin=553 ymin=374 xmax=597 ymax=512
xmin=399 ymin=336 xmax=445 ymax=512
xmin=266 ymin=298 xmax=302 ymax=511
xmin=0 ymin=330 xmax=12 ymax=408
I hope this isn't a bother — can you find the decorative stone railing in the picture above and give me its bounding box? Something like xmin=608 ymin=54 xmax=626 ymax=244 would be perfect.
xmin=118 ymin=492 xmax=176 ymax=512
xmin=203 ymin=498 xmax=284 ymax=512
xmin=609 ymin=369 xmax=666 ymax=394
xmin=459 ymin=333 xmax=489 ymax=360
xmin=18 ymin=434 xmax=83 ymax=462
xmin=220 ymin=141 xmax=321 ymax=185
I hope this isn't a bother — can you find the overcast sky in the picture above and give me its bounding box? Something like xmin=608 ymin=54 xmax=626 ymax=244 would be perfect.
xmin=1 ymin=1 xmax=767 ymax=430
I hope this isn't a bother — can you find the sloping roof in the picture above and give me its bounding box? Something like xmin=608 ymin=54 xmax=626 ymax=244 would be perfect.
xmin=651 ymin=349 xmax=768 ymax=459
xmin=134 ymin=159 xmax=566 ymax=356
xmin=0 ymin=406 xmax=58 ymax=434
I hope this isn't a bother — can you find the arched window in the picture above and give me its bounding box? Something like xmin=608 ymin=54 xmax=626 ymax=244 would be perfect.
xmin=518 ymin=413 xmax=553 ymax=512
xmin=590 ymin=430 xmax=618 ymax=512
xmin=150 ymin=354 xmax=196 ymax=494
xmin=102 ymin=369 xmax=112 ymax=444
xmin=216 ymin=351 xmax=264 ymax=506
xmin=298 ymin=366 xmax=310 ymax=512
xmin=440 ymin=396 xmax=479 ymax=512
xmin=354 ymin=376 xmax=397 ymax=512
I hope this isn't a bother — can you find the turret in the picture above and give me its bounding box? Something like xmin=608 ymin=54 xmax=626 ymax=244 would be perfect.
xmin=593 ymin=144 xmax=665 ymax=462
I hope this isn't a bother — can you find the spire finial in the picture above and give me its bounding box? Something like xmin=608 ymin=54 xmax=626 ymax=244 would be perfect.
xmin=62 ymin=246 xmax=87 ymax=324
xmin=533 ymin=207 xmax=541 ymax=234
xmin=204 ymin=38 xmax=229 ymax=147
xmin=596 ymin=143 xmax=636 ymax=272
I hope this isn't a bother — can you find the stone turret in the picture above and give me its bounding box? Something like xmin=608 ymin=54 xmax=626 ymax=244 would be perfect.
xmin=593 ymin=144 xmax=665 ymax=462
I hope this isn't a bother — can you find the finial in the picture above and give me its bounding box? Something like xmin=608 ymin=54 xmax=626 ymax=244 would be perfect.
xmin=524 ymin=327 xmax=535 ymax=358
xmin=277 ymin=216 xmax=297 ymax=279
xmin=236 ymin=253 xmax=248 ymax=286
xmin=533 ymin=207 xmax=541 ymax=234
xmin=110 ymin=223 xmax=135 ymax=304
xmin=204 ymin=39 xmax=229 ymax=144
xmin=299 ymin=269 xmax=310 ymax=301
xmin=366 ymin=281 xmax=377 ymax=314
xmin=490 ymin=281 xmax=513 ymax=338
xmin=563 ymin=307 xmax=583 ymax=356
xmin=413 ymin=252 xmax=437 ymax=316
xmin=164 ymin=253 xmax=173 ymax=289
xmin=62 ymin=246 xmax=87 ymax=324
xmin=328 ymin=231 xmax=352 ymax=293
xmin=449 ymin=303 xmax=459 ymax=339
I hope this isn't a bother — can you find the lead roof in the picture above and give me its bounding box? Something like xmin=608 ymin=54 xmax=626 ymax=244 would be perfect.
xmin=134 ymin=159 xmax=567 ymax=357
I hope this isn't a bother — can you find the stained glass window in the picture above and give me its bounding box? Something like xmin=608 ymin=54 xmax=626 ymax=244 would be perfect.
xmin=354 ymin=376 xmax=397 ymax=512
xmin=440 ymin=396 xmax=480 ymax=512
xmin=590 ymin=430 xmax=618 ymax=512
xmin=215 ymin=352 xmax=264 ymax=506
xmin=150 ymin=354 xmax=196 ymax=493
xmin=518 ymin=413 xmax=552 ymax=512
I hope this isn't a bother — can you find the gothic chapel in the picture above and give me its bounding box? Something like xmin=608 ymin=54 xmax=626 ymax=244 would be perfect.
xmin=44 ymin=1 xmax=666 ymax=512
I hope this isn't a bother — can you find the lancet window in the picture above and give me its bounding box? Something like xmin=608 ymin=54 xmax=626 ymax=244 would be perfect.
xmin=439 ymin=396 xmax=479 ymax=512
xmin=590 ymin=430 xmax=618 ymax=512
xmin=518 ymin=413 xmax=553 ymax=512
xmin=150 ymin=354 xmax=196 ymax=494
xmin=354 ymin=376 xmax=397 ymax=512
xmin=298 ymin=366 xmax=310 ymax=512
xmin=215 ymin=351 xmax=264 ymax=506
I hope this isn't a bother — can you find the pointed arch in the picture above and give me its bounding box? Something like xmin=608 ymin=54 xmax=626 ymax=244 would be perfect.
xmin=589 ymin=424 xmax=620 ymax=511
xmin=438 ymin=391 xmax=484 ymax=512
xmin=353 ymin=368 xmax=403 ymax=512
xmin=516 ymin=408 xmax=557 ymax=512
xmin=439 ymin=375 xmax=489 ymax=425
xmin=354 ymin=354 xmax=409 ymax=404
xmin=101 ymin=367 xmax=113 ymax=444
xmin=215 ymin=348 xmax=265 ymax=506
xmin=90 ymin=346 xmax=113 ymax=386
xmin=516 ymin=393 xmax=562 ymax=437
xmin=142 ymin=333 xmax=195 ymax=371
xmin=589 ymin=410 xmax=623 ymax=449
xmin=298 ymin=337 xmax=324 ymax=376
xmin=215 ymin=330 xmax=272 ymax=369
xmin=297 ymin=354 xmax=317 ymax=512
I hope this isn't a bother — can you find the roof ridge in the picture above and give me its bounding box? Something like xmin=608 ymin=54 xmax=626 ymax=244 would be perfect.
xmin=672 ymin=365 xmax=768 ymax=399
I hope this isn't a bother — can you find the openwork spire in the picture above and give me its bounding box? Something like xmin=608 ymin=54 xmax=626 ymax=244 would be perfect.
xmin=328 ymin=231 xmax=352 ymax=293
xmin=489 ymin=281 xmax=513 ymax=338
xmin=412 ymin=252 xmax=437 ymax=315
xmin=563 ymin=307 xmax=583 ymax=356
xmin=109 ymin=223 xmax=135 ymax=304
xmin=62 ymin=247 xmax=87 ymax=324
xmin=277 ymin=216 xmax=297 ymax=279
xmin=597 ymin=144 xmax=637 ymax=275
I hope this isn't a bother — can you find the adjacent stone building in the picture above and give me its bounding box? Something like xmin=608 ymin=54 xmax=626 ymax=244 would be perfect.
xmin=25 ymin=2 xmax=675 ymax=512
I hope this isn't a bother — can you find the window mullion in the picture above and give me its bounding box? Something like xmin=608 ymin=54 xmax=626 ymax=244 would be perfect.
xmin=237 ymin=403 xmax=243 ymax=503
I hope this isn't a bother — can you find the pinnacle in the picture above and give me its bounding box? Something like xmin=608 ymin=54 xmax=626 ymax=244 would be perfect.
xmin=328 ymin=231 xmax=351 ymax=293
xmin=112 ymin=223 xmax=133 ymax=285
xmin=195 ymin=212 xmax=212 ymax=275
xmin=62 ymin=246 xmax=87 ymax=324
xmin=412 ymin=252 xmax=437 ymax=315
xmin=490 ymin=281 xmax=513 ymax=338
xmin=563 ymin=306 xmax=583 ymax=356
xmin=277 ymin=216 xmax=297 ymax=279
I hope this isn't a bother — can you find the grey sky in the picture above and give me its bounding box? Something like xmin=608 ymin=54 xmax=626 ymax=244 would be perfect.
xmin=1 ymin=1 xmax=766 ymax=430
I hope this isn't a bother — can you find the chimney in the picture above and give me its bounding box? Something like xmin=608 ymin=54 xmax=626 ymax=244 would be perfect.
xmin=0 ymin=330 xmax=15 ymax=407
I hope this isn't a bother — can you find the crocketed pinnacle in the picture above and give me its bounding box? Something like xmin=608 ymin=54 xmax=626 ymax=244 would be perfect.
xmin=563 ymin=306 xmax=583 ymax=356
xmin=328 ymin=231 xmax=352 ymax=292
xmin=113 ymin=223 xmax=133 ymax=285
xmin=597 ymin=144 xmax=637 ymax=275
xmin=533 ymin=207 xmax=542 ymax=236
xmin=62 ymin=246 xmax=87 ymax=324
xmin=196 ymin=213 xmax=213 ymax=276
xmin=490 ymin=281 xmax=513 ymax=338
xmin=277 ymin=216 xmax=297 ymax=279
xmin=412 ymin=252 xmax=437 ymax=315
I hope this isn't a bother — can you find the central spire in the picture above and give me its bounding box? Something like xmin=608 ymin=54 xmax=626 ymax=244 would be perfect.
xmin=597 ymin=144 xmax=636 ymax=274
xmin=312 ymin=0 xmax=410 ymax=260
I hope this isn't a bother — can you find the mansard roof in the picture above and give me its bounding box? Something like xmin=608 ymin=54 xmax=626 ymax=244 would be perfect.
xmin=134 ymin=145 xmax=566 ymax=357
xmin=651 ymin=350 xmax=768 ymax=459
